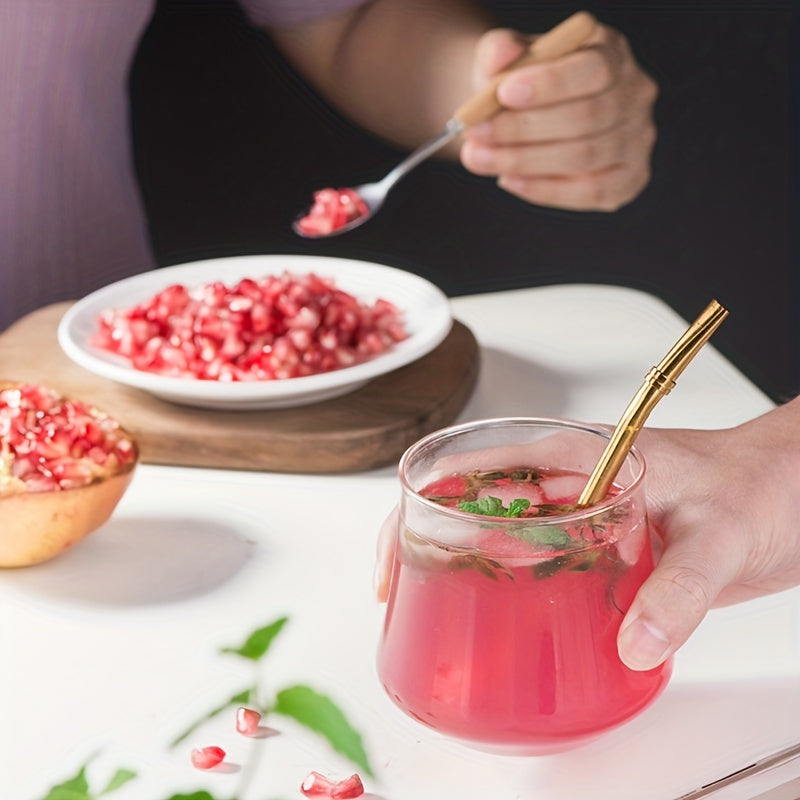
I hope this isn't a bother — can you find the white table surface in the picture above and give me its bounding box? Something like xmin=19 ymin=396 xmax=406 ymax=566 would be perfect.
xmin=3 ymin=284 xmax=797 ymax=800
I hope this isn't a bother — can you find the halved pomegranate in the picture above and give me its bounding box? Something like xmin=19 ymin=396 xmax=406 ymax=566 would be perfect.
xmin=0 ymin=382 xmax=138 ymax=567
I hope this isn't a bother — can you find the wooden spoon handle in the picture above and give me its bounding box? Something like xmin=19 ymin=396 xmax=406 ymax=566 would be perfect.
xmin=453 ymin=10 xmax=596 ymax=127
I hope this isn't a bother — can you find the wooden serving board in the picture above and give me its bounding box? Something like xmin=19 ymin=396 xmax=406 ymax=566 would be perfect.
xmin=0 ymin=302 xmax=479 ymax=473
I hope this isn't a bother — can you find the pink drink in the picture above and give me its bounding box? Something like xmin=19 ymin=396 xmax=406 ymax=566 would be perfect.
xmin=378 ymin=423 xmax=672 ymax=754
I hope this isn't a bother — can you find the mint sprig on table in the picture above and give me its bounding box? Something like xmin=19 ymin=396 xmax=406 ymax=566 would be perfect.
xmin=172 ymin=615 xmax=373 ymax=776
xmin=38 ymin=616 xmax=372 ymax=800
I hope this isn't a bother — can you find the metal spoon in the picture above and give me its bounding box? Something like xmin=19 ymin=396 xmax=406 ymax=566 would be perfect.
xmin=293 ymin=10 xmax=596 ymax=238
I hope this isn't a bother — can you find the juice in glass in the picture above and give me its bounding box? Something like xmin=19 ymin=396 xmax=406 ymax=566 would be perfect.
xmin=377 ymin=417 xmax=672 ymax=754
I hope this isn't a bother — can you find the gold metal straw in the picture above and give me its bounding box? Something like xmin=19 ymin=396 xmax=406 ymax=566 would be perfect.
xmin=576 ymin=299 xmax=729 ymax=508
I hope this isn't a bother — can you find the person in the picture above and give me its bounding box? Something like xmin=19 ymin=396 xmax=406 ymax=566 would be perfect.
xmin=5 ymin=1 xmax=798 ymax=672
xmin=0 ymin=0 xmax=657 ymax=332
xmin=375 ymin=393 xmax=800 ymax=672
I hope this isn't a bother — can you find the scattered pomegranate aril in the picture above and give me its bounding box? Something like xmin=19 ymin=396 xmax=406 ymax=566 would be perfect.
xmin=92 ymin=271 xmax=407 ymax=382
xmin=0 ymin=382 xmax=138 ymax=568
xmin=190 ymin=745 xmax=226 ymax=770
xmin=235 ymin=706 xmax=261 ymax=735
xmin=301 ymin=771 xmax=336 ymax=797
xmin=301 ymin=771 xmax=365 ymax=799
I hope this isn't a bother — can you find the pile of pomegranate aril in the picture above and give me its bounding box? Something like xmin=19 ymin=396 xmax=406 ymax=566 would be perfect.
xmin=0 ymin=383 xmax=136 ymax=495
xmin=93 ymin=271 xmax=407 ymax=381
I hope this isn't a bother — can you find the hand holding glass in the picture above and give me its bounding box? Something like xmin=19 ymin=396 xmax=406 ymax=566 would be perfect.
xmin=377 ymin=417 xmax=672 ymax=754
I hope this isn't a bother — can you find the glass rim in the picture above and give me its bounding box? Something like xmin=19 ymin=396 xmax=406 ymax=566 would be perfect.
xmin=398 ymin=416 xmax=646 ymax=530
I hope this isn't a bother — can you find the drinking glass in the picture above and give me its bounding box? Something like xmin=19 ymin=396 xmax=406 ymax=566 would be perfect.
xmin=377 ymin=417 xmax=672 ymax=754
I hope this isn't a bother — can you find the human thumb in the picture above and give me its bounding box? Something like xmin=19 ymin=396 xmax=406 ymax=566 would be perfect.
xmin=373 ymin=507 xmax=399 ymax=603
xmin=617 ymin=521 xmax=736 ymax=671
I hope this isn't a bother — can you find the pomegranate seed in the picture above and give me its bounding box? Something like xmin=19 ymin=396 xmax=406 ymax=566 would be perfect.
xmin=235 ymin=706 xmax=261 ymax=735
xmin=332 ymin=774 xmax=365 ymax=799
xmin=301 ymin=772 xmax=336 ymax=797
xmin=190 ymin=745 xmax=226 ymax=770
xmin=300 ymin=772 xmax=365 ymax=799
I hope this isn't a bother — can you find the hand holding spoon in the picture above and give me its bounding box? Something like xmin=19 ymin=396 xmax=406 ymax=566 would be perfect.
xmin=293 ymin=10 xmax=597 ymax=238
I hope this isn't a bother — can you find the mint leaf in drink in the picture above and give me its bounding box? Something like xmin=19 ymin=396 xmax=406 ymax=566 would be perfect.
xmin=458 ymin=496 xmax=531 ymax=518
xmin=220 ymin=616 xmax=289 ymax=661
xmin=509 ymin=526 xmax=572 ymax=549
xmin=273 ymin=685 xmax=374 ymax=776
xmin=451 ymin=554 xmax=515 ymax=582
xmin=532 ymin=549 xmax=602 ymax=579
xmin=505 ymin=498 xmax=531 ymax=518
xmin=458 ymin=496 xmax=504 ymax=516
xmin=532 ymin=554 xmax=572 ymax=579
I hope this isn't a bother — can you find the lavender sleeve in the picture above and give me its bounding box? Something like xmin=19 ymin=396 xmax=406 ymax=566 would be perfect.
xmin=0 ymin=0 xmax=156 ymax=332
xmin=238 ymin=0 xmax=370 ymax=28
xmin=0 ymin=0 xmax=370 ymax=334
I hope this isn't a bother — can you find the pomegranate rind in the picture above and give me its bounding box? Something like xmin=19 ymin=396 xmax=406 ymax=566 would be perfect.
xmin=0 ymin=455 xmax=136 ymax=568
xmin=0 ymin=381 xmax=138 ymax=568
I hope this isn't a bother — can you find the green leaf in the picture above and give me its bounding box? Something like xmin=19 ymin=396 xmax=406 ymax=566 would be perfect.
xmin=220 ymin=617 xmax=289 ymax=661
xmin=509 ymin=525 xmax=573 ymax=549
xmin=458 ymin=496 xmax=531 ymax=518
xmin=273 ymin=685 xmax=373 ymax=776
xmin=41 ymin=765 xmax=90 ymax=800
xmin=163 ymin=793 xmax=220 ymax=800
xmin=532 ymin=549 xmax=603 ymax=579
xmin=170 ymin=686 xmax=255 ymax=747
xmin=532 ymin=554 xmax=572 ymax=579
xmin=451 ymin=554 xmax=514 ymax=582
xmin=41 ymin=791 xmax=90 ymax=800
xmin=99 ymin=768 xmax=137 ymax=795
xmin=505 ymin=498 xmax=531 ymax=518
xmin=458 ymin=496 xmax=505 ymax=516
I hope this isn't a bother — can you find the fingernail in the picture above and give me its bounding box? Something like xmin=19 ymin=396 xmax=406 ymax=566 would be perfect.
xmin=618 ymin=617 xmax=672 ymax=671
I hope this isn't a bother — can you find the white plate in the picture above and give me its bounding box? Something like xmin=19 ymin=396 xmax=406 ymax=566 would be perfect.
xmin=57 ymin=255 xmax=452 ymax=410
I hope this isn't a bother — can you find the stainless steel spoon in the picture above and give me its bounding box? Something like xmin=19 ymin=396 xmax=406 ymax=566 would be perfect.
xmin=293 ymin=10 xmax=596 ymax=238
